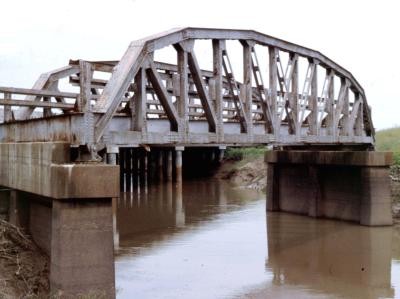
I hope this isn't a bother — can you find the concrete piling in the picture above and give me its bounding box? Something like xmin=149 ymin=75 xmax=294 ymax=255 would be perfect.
xmin=166 ymin=150 xmax=173 ymax=182
xmin=125 ymin=149 xmax=132 ymax=191
xmin=175 ymin=147 xmax=184 ymax=183
xmin=158 ymin=150 xmax=164 ymax=182
xmin=139 ymin=149 xmax=148 ymax=186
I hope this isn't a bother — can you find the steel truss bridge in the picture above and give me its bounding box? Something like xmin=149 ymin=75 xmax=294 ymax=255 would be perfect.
xmin=0 ymin=28 xmax=374 ymax=159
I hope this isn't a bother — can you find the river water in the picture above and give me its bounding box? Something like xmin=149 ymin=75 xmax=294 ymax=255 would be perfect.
xmin=114 ymin=179 xmax=400 ymax=299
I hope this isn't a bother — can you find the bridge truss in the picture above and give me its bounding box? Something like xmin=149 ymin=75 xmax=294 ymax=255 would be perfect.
xmin=0 ymin=28 xmax=374 ymax=158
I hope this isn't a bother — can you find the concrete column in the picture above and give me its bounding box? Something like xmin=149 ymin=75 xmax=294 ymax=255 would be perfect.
xmin=175 ymin=146 xmax=184 ymax=183
xmin=0 ymin=188 xmax=10 ymax=221
xmin=119 ymin=149 xmax=125 ymax=191
xmin=149 ymin=151 xmax=157 ymax=182
xmin=9 ymin=190 xmax=29 ymax=229
xmin=266 ymin=164 xmax=280 ymax=212
xmin=210 ymin=149 xmax=216 ymax=164
xmin=132 ymin=149 xmax=139 ymax=187
xmin=158 ymin=150 xmax=164 ymax=182
xmin=166 ymin=150 xmax=173 ymax=182
xmin=175 ymin=182 xmax=185 ymax=227
xmin=107 ymin=153 xmax=117 ymax=165
xmin=50 ymin=199 xmax=115 ymax=297
xmin=125 ymin=149 xmax=132 ymax=191
xmin=218 ymin=148 xmax=225 ymax=163
xmin=360 ymin=167 xmax=393 ymax=226
xmin=139 ymin=150 xmax=148 ymax=186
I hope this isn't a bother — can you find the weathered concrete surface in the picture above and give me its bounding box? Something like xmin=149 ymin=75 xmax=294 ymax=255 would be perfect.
xmin=29 ymin=198 xmax=52 ymax=255
xmin=0 ymin=142 xmax=119 ymax=199
xmin=0 ymin=142 xmax=119 ymax=297
xmin=266 ymin=150 xmax=392 ymax=166
xmin=9 ymin=190 xmax=29 ymax=228
xmin=51 ymin=199 xmax=115 ymax=298
xmin=266 ymin=151 xmax=393 ymax=226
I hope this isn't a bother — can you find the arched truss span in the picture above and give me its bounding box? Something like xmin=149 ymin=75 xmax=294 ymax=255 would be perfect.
xmin=0 ymin=28 xmax=374 ymax=149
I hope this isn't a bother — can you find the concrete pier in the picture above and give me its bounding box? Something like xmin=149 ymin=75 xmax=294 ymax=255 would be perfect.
xmin=158 ymin=150 xmax=164 ymax=182
xmin=175 ymin=147 xmax=184 ymax=183
xmin=265 ymin=151 xmax=393 ymax=226
xmin=0 ymin=142 xmax=119 ymax=297
xmin=51 ymin=199 xmax=115 ymax=296
xmin=166 ymin=150 xmax=173 ymax=182
xmin=139 ymin=149 xmax=148 ymax=185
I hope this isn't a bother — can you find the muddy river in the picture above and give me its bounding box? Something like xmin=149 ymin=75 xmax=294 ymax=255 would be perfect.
xmin=114 ymin=179 xmax=400 ymax=299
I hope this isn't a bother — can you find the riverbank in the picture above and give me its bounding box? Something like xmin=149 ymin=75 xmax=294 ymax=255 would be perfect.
xmin=215 ymin=147 xmax=267 ymax=192
xmin=0 ymin=219 xmax=49 ymax=298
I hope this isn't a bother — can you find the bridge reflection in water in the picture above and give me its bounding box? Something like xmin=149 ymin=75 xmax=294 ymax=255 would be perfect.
xmin=113 ymin=179 xmax=398 ymax=299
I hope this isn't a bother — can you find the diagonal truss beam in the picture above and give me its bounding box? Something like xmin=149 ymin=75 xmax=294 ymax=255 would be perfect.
xmin=94 ymin=44 xmax=147 ymax=142
xmin=298 ymin=60 xmax=317 ymax=127
xmin=249 ymin=46 xmax=274 ymax=133
xmin=348 ymin=93 xmax=363 ymax=137
xmin=221 ymin=44 xmax=249 ymax=133
xmin=276 ymin=52 xmax=298 ymax=134
xmin=145 ymin=59 xmax=179 ymax=132
xmin=333 ymin=78 xmax=350 ymax=133
xmin=187 ymin=49 xmax=217 ymax=133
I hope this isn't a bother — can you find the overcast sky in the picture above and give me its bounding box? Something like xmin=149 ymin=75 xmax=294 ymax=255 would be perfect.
xmin=0 ymin=0 xmax=398 ymax=130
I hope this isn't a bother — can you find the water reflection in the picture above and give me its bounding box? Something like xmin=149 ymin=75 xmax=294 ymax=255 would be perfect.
xmin=114 ymin=179 xmax=400 ymax=299
xmin=115 ymin=180 xmax=260 ymax=255
xmin=263 ymin=213 xmax=394 ymax=299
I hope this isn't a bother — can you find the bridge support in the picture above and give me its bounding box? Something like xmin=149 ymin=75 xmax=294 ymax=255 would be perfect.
xmin=175 ymin=147 xmax=184 ymax=183
xmin=0 ymin=188 xmax=10 ymax=221
xmin=266 ymin=151 xmax=393 ymax=226
xmin=167 ymin=150 xmax=173 ymax=181
xmin=0 ymin=142 xmax=119 ymax=297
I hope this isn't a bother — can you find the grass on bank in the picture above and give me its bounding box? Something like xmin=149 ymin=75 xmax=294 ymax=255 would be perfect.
xmin=223 ymin=126 xmax=400 ymax=165
xmin=375 ymin=127 xmax=400 ymax=165
xmin=225 ymin=147 xmax=266 ymax=163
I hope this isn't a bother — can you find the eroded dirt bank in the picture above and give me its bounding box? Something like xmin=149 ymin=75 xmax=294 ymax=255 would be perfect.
xmin=0 ymin=219 xmax=49 ymax=298
xmin=215 ymin=156 xmax=267 ymax=192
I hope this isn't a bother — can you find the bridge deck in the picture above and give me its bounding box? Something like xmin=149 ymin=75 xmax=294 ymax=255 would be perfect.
xmin=0 ymin=28 xmax=374 ymax=157
xmin=0 ymin=113 xmax=372 ymax=147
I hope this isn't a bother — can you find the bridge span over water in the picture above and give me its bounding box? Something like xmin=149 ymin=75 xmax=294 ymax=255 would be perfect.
xmin=0 ymin=28 xmax=391 ymax=298
xmin=0 ymin=27 xmax=374 ymax=156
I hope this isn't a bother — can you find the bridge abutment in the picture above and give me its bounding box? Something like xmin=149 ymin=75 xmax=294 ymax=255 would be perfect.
xmin=266 ymin=151 xmax=393 ymax=226
xmin=0 ymin=142 xmax=119 ymax=297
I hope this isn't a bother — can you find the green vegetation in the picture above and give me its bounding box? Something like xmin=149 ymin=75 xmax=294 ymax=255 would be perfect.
xmin=225 ymin=147 xmax=267 ymax=161
xmin=375 ymin=127 xmax=400 ymax=165
xmin=223 ymin=126 xmax=400 ymax=166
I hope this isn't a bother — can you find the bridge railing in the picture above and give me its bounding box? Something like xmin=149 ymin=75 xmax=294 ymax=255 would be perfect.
xmin=0 ymin=87 xmax=78 ymax=122
xmin=0 ymin=28 xmax=375 ymax=149
xmin=90 ymin=28 xmax=374 ymax=145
